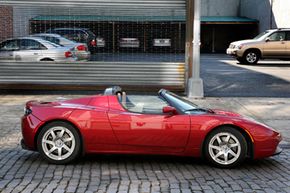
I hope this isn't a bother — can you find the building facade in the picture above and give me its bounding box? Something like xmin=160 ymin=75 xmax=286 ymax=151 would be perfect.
xmin=2 ymin=0 xmax=289 ymax=52
xmin=0 ymin=0 xmax=289 ymax=91
xmin=241 ymin=0 xmax=290 ymax=32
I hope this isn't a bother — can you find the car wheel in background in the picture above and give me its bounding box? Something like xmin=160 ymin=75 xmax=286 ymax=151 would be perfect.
xmin=204 ymin=127 xmax=247 ymax=168
xmin=37 ymin=121 xmax=81 ymax=164
xmin=40 ymin=58 xmax=54 ymax=61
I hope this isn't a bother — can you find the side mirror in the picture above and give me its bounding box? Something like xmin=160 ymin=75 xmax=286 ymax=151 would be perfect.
xmin=162 ymin=106 xmax=177 ymax=115
xmin=265 ymin=37 xmax=270 ymax=42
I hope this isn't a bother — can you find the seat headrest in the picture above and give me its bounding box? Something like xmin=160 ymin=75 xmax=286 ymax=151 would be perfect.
xmin=104 ymin=86 xmax=122 ymax=95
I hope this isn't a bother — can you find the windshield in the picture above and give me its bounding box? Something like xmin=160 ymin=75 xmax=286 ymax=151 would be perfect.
xmin=86 ymin=30 xmax=96 ymax=38
xmin=163 ymin=91 xmax=198 ymax=112
xmin=253 ymin=31 xmax=270 ymax=40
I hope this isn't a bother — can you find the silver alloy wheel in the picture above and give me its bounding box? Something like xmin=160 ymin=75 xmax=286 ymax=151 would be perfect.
xmin=41 ymin=126 xmax=75 ymax=161
xmin=246 ymin=52 xmax=257 ymax=63
xmin=208 ymin=132 xmax=241 ymax=165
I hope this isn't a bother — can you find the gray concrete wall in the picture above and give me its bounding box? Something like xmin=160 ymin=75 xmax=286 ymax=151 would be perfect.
xmin=201 ymin=0 xmax=240 ymax=16
xmin=241 ymin=0 xmax=290 ymax=32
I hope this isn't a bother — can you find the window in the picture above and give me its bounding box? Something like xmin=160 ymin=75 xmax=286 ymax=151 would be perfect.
xmin=0 ymin=40 xmax=19 ymax=51
xmin=20 ymin=39 xmax=44 ymax=50
xmin=253 ymin=31 xmax=269 ymax=40
xmin=59 ymin=37 xmax=75 ymax=45
xmin=163 ymin=91 xmax=198 ymax=112
xmin=268 ymin=32 xmax=286 ymax=41
xmin=285 ymin=31 xmax=290 ymax=41
xmin=120 ymin=95 xmax=169 ymax=114
xmin=43 ymin=37 xmax=60 ymax=45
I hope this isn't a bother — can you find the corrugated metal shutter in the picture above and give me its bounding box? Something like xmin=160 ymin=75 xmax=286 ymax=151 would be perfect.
xmin=1 ymin=0 xmax=185 ymax=8
xmin=0 ymin=62 xmax=185 ymax=90
xmin=1 ymin=0 xmax=185 ymax=12
xmin=0 ymin=0 xmax=186 ymax=90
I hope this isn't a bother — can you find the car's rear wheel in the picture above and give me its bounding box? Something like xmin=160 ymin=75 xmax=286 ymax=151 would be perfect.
xmin=40 ymin=58 xmax=54 ymax=61
xmin=204 ymin=127 xmax=247 ymax=168
xmin=37 ymin=121 xmax=81 ymax=164
xmin=243 ymin=50 xmax=260 ymax=64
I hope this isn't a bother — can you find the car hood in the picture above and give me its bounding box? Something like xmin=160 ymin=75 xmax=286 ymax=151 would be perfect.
xmin=211 ymin=109 xmax=242 ymax=117
xmin=231 ymin=39 xmax=258 ymax=45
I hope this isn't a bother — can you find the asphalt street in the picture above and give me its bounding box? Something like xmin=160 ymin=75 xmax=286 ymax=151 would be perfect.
xmin=91 ymin=53 xmax=290 ymax=97
xmin=201 ymin=54 xmax=290 ymax=97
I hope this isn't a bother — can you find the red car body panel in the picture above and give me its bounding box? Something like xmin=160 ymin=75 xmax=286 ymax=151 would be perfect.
xmin=21 ymin=93 xmax=282 ymax=160
xmin=108 ymin=96 xmax=191 ymax=151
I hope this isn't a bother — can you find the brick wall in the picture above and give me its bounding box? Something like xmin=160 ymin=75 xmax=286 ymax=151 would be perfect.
xmin=0 ymin=6 xmax=13 ymax=42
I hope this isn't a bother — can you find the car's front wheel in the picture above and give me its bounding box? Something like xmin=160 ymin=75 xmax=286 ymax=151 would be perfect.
xmin=37 ymin=121 xmax=81 ymax=164
xmin=243 ymin=50 xmax=260 ymax=64
xmin=204 ymin=127 xmax=247 ymax=168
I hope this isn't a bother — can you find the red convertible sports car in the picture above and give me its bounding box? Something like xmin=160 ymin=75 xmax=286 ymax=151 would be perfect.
xmin=21 ymin=86 xmax=282 ymax=168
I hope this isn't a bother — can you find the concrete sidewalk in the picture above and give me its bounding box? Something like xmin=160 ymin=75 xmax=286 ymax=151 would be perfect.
xmin=1 ymin=95 xmax=289 ymax=144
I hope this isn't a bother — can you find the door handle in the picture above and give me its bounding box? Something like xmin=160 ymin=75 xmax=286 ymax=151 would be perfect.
xmin=33 ymin=53 xmax=39 ymax=55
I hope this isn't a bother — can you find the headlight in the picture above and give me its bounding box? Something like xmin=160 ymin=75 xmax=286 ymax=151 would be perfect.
xmin=237 ymin=44 xmax=244 ymax=49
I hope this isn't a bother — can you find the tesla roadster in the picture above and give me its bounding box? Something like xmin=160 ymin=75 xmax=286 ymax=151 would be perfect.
xmin=21 ymin=86 xmax=282 ymax=167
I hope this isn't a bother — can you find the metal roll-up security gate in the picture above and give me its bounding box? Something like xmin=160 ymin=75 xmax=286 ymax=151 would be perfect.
xmin=1 ymin=0 xmax=185 ymax=9
xmin=0 ymin=61 xmax=185 ymax=91
xmin=0 ymin=0 xmax=186 ymax=91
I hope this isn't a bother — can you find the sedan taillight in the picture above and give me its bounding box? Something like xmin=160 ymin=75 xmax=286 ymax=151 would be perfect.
xmin=65 ymin=51 xmax=73 ymax=58
xmin=76 ymin=45 xmax=87 ymax=51
xmin=90 ymin=39 xmax=97 ymax=47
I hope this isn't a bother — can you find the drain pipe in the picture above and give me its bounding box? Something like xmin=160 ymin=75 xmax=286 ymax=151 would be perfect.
xmin=270 ymin=0 xmax=273 ymax=29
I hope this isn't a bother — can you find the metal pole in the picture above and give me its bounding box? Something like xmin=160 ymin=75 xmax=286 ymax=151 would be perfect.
xmin=185 ymin=0 xmax=194 ymax=92
xmin=212 ymin=26 xmax=215 ymax=53
xmin=270 ymin=0 xmax=273 ymax=29
xmin=187 ymin=0 xmax=204 ymax=98
xmin=112 ymin=22 xmax=115 ymax=53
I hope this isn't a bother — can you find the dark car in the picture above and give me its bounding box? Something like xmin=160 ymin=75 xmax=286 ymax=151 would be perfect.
xmin=46 ymin=28 xmax=98 ymax=53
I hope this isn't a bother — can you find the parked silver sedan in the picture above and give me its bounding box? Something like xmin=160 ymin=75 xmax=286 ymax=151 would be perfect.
xmin=31 ymin=33 xmax=90 ymax=61
xmin=0 ymin=37 xmax=76 ymax=62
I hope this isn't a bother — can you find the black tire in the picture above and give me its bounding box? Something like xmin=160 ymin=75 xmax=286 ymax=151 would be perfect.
xmin=204 ymin=127 xmax=247 ymax=168
xmin=242 ymin=50 xmax=260 ymax=64
xmin=236 ymin=57 xmax=245 ymax=64
xmin=40 ymin=58 xmax=54 ymax=62
xmin=37 ymin=121 xmax=82 ymax=164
